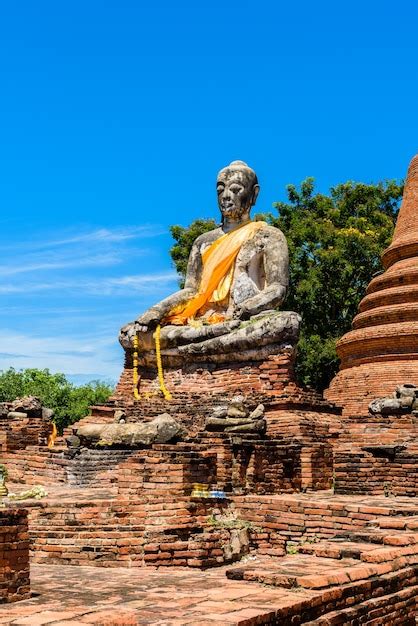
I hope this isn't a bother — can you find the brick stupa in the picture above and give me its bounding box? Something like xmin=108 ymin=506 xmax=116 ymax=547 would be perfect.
xmin=326 ymin=154 xmax=418 ymax=415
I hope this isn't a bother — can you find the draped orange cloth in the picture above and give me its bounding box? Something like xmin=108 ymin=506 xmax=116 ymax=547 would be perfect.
xmin=164 ymin=221 xmax=264 ymax=326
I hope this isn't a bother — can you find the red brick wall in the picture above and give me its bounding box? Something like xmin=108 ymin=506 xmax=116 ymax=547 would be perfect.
xmin=0 ymin=414 xmax=50 ymax=452
xmin=0 ymin=509 xmax=30 ymax=603
xmin=334 ymin=446 xmax=418 ymax=496
xmin=114 ymin=351 xmax=297 ymax=402
xmin=325 ymin=359 xmax=418 ymax=417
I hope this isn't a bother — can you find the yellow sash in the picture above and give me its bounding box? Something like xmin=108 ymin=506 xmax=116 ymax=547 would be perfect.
xmin=164 ymin=221 xmax=264 ymax=325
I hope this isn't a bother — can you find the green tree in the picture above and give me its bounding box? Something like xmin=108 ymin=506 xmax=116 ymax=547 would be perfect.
xmin=169 ymin=178 xmax=403 ymax=391
xmin=170 ymin=218 xmax=217 ymax=287
xmin=0 ymin=368 xmax=113 ymax=431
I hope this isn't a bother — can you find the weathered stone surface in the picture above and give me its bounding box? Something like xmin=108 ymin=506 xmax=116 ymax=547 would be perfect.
xmin=66 ymin=435 xmax=81 ymax=448
xmin=396 ymin=383 xmax=418 ymax=402
xmin=249 ymin=403 xmax=265 ymax=420
xmin=76 ymin=413 xmax=186 ymax=448
xmin=368 ymin=383 xmax=418 ymax=415
xmin=0 ymin=403 xmax=10 ymax=418
xmin=10 ymin=395 xmax=42 ymax=417
xmin=212 ymin=405 xmax=228 ymax=419
xmin=224 ymin=418 xmax=266 ymax=434
xmin=42 ymin=407 xmax=55 ymax=420
xmin=114 ymin=409 xmax=126 ymax=422
xmin=205 ymin=396 xmax=266 ymax=434
xmin=7 ymin=411 xmax=28 ymax=419
xmin=227 ymin=406 xmax=247 ymax=418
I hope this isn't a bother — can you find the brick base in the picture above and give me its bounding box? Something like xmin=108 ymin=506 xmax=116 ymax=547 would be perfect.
xmin=325 ymin=359 xmax=418 ymax=416
xmin=0 ymin=509 xmax=30 ymax=603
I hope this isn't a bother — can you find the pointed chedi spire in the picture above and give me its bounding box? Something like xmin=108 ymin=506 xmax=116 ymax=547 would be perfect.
xmin=325 ymin=155 xmax=418 ymax=415
xmin=382 ymin=154 xmax=418 ymax=267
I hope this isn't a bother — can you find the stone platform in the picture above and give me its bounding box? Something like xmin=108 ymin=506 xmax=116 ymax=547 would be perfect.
xmin=1 ymin=491 xmax=417 ymax=624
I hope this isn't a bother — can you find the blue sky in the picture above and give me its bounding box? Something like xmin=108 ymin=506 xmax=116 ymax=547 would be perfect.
xmin=1 ymin=0 xmax=417 ymax=384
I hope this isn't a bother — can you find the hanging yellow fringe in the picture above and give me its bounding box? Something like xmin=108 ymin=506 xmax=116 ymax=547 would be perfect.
xmin=47 ymin=422 xmax=58 ymax=448
xmin=132 ymin=327 xmax=172 ymax=401
xmin=154 ymin=324 xmax=172 ymax=400
xmin=132 ymin=333 xmax=141 ymax=400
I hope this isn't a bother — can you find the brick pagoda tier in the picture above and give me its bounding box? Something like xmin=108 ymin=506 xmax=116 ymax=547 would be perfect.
xmin=326 ymin=154 xmax=418 ymax=416
xmin=325 ymin=155 xmax=418 ymax=497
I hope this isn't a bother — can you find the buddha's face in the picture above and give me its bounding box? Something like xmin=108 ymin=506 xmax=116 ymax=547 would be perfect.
xmin=217 ymin=170 xmax=259 ymax=221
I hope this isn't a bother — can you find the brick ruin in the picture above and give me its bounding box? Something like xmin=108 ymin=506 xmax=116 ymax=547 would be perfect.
xmin=0 ymin=509 xmax=30 ymax=604
xmin=1 ymin=157 xmax=417 ymax=623
xmin=325 ymin=154 xmax=418 ymax=503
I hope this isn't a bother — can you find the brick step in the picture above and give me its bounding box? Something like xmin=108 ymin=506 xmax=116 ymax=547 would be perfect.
xmin=297 ymin=533 xmax=418 ymax=561
xmin=297 ymin=539 xmax=387 ymax=560
xmin=226 ymin=550 xmax=418 ymax=590
xmin=29 ymin=524 xmax=144 ymax=541
xmin=367 ymin=514 xmax=418 ymax=530
xmin=303 ymin=580 xmax=417 ymax=625
xmin=337 ymin=528 xmax=418 ymax=545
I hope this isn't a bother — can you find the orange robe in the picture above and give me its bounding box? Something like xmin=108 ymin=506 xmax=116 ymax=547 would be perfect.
xmin=164 ymin=221 xmax=264 ymax=326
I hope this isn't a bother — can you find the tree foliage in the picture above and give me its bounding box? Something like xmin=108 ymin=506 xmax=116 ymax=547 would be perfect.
xmin=169 ymin=178 xmax=403 ymax=391
xmin=170 ymin=219 xmax=217 ymax=287
xmin=0 ymin=368 xmax=113 ymax=431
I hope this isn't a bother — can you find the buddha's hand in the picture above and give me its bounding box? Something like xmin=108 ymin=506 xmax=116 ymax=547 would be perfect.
xmin=135 ymin=309 xmax=161 ymax=333
xmin=232 ymin=304 xmax=251 ymax=321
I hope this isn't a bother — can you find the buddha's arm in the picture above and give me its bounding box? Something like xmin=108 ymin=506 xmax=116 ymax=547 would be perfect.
xmin=233 ymin=228 xmax=289 ymax=319
xmin=135 ymin=238 xmax=203 ymax=329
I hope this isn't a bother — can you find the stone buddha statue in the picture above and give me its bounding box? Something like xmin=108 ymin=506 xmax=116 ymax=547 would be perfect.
xmin=120 ymin=160 xmax=300 ymax=366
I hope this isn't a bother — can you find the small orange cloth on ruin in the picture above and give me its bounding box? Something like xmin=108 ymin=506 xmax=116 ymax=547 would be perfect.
xmin=164 ymin=220 xmax=264 ymax=326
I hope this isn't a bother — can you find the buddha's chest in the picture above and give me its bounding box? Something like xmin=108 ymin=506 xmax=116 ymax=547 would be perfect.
xmin=200 ymin=232 xmax=266 ymax=306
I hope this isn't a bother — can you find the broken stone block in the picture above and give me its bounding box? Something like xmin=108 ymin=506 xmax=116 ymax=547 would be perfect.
xmin=7 ymin=411 xmax=28 ymax=419
xmin=76 ymin=413 xmax=186 ymax=448
xmin=224 ymin=419 xmax=266 ymax=434
xmin=227 ymin=395 xmax=247 ymax=418
xmin=10 ymin=396 xmax=42 ymax=417
xmin=42 ymin=407 xmax=55 ymax=421
xmin=369 ymin=384 xmax=418 ymax=415
xmin=248 ymin=403 xmax=264 ymax=420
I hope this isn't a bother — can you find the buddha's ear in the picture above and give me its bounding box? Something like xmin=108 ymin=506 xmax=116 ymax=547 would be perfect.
xmin=251 ymin=184 xmax=260 ymax=206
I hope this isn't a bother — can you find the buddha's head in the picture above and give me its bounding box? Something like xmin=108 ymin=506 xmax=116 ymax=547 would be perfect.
xmin=217 ymin=160 xmax=260 ymax=223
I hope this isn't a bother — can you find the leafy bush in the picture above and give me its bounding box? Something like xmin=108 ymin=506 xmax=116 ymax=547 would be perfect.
xmin=0 ymin=368 xmax=113 ymax=431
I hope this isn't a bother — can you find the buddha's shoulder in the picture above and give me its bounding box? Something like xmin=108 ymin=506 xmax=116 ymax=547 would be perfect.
xmin=192 ymin=227 xmax=223 ymax=246
xmin=253 ymin=221 xmax=287 ymax=243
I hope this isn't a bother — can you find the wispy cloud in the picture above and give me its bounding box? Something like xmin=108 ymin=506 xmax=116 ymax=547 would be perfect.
xmin=3 ymin=225 xmax=165 ymax=252
xmin=50 ymin=226 xmax=164 ymax=245
xmin=0 ymin=223 xmax=174 ymax=379
xmin=0 ymin=271 xmax=177 ymax=294
xmin=0 ymin=225 xmax=162 ymax=280
xmin=0 ymin=330 xmax=121 ymax=378
xmin=0 ymin=253 xmax=121 ymax=277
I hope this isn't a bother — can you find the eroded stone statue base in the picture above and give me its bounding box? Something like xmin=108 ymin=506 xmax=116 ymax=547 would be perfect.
xmin=122 ymin=310 xmax=301 ymax=367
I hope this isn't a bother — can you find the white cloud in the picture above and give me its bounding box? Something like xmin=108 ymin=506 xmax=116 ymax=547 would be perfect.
xmin=50 ymin=226 xmax=164 ymax=245
xmin=0 ymin=271 xmax=177 ymax=294
xmin=3 ymin=225 xmax=165 ymax=252
xmin=0 ymin=330 xmax=122 ymax=379
xmin=0 ymin=253 xmax=121 ymax=277
xmin=0 ymin=223 xmax=176 ymax=379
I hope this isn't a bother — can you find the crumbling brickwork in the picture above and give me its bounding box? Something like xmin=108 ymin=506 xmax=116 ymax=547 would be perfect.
xmin=0 ymin=509 xmax=30 ymax=603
